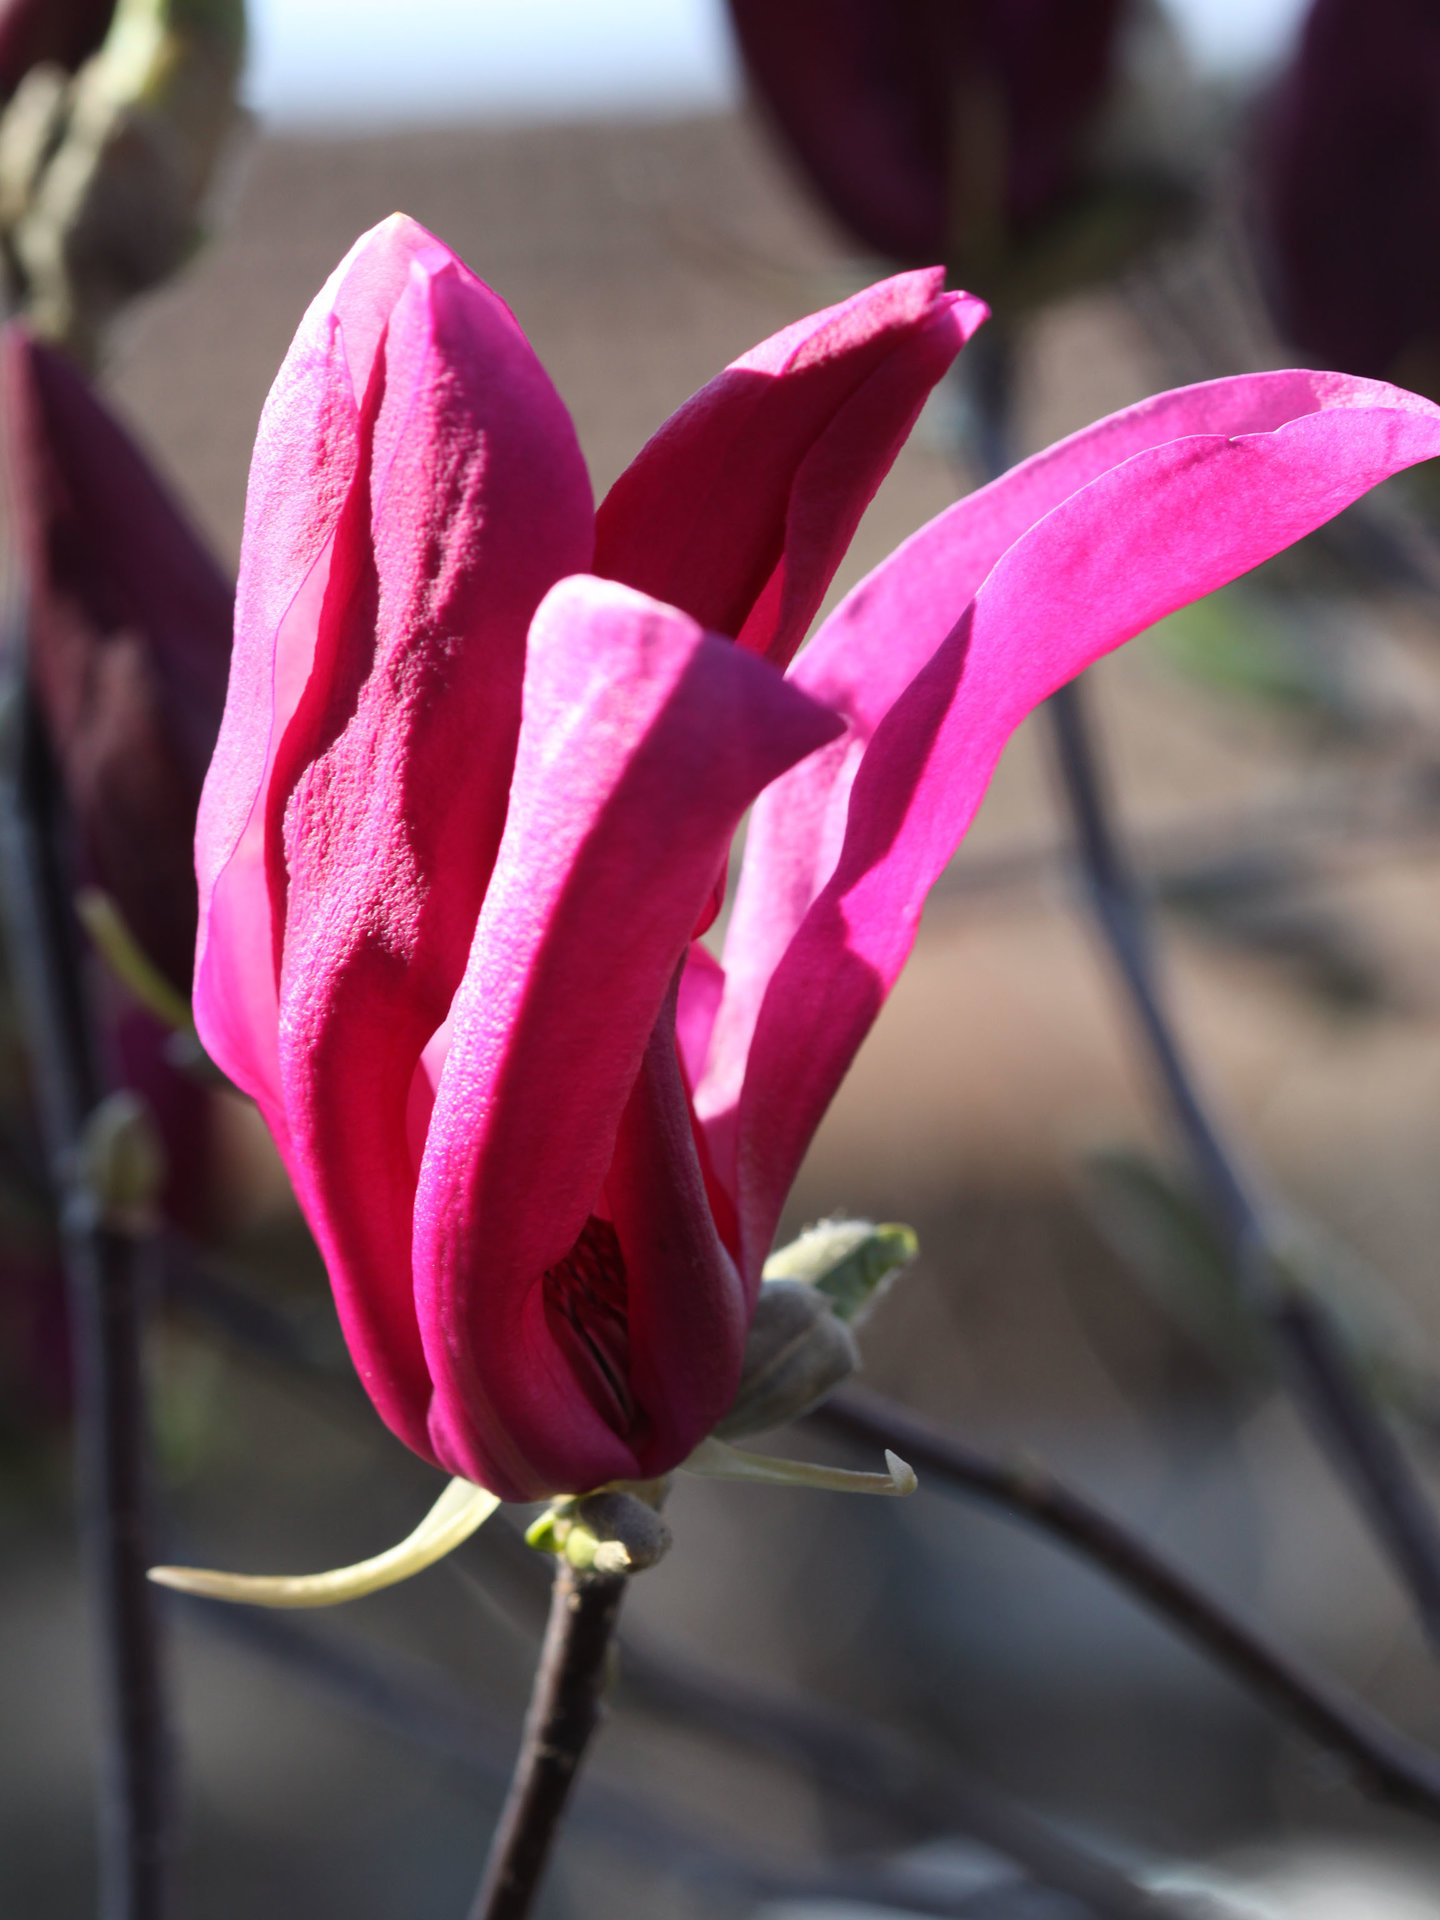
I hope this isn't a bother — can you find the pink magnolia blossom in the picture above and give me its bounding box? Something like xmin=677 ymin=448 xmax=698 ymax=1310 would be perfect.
xmin=195 ymin=213 xmax=1440 ymax=1503
xmin=194 ymin=214 xmax=981 ymax=1501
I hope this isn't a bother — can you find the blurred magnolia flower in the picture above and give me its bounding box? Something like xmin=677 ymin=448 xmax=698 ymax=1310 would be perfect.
xmin=0 ymin=0 xmax=115 ymax=99
xmin=1253 ymin=0 xmax=1440 ymax=399
xmin=3 ymin=324 xmax=231 ymax=1000
xmin=161 ymin=214 xmax=1440 ymax=1606
xmin=0 ymin=0 xmax=246 ymax=365
xmin=727 ymin=0 xmax=1196 ymax=309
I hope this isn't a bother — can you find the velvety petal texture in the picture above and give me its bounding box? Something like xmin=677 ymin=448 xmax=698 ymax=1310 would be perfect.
xmin=195 ymin=215 xmax=594 ymax=1454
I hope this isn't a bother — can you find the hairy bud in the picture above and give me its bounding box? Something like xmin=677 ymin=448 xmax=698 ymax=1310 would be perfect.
xmin=527 ymin=1488 xmax=672 ymax=1574
xmin=716 ymin=1279 xmax=859 ymax=1440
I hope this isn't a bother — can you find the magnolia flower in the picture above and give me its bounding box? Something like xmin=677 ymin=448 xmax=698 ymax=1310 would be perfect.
xmin=1253 ymin=0 xmax=1440 ymax=398
xmin=727 ymin=0 xmax=1191 ymax=308
xmin=3 ymin=325 xmax=232 ymax=999
xmin=2 ymin=325 xmax=229 ymax=1237
xmin=160 ymin=213 xmax=1440 ymax=1604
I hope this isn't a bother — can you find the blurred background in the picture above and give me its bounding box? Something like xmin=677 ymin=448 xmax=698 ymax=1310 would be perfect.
xmin=6 ymin=1 xmax=1440 ymax=1915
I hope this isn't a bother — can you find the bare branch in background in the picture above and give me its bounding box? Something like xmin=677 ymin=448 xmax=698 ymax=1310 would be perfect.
xmin=814 ymin=1387 xmax=1440 ymax=1823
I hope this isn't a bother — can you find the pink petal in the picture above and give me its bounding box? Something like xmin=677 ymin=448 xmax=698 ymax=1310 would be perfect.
xmin=593 ymin=271 xmax=986 ymax=669
xmin=197 ymin=215 xmax=592 ymax=1457
xmin=195 ymin=216 xmax=417 ymax=1131
xmin=676 ymin=942 xmax=725 ymax=1091
xmin=704 ymin=369 xmax=1440 ymax=1275
xmin=412 ymin=576 xmax=842 ymax=1499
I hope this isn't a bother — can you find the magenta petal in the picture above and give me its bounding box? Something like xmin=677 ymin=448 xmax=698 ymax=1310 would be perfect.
xmin=676 ymin=943 xmax=725 ymax=1092
xmin=195 ymin=219 xmax=402 ymax=1131
xmin=707 ymin=370 xmax=1440 ymax=1276
xmin=411 ymin=576 xmax=842 ymax=1499
xmin=197 ymin=215 xmax=592 ymax=1458
xmin=593 ymin=271 xmax=985 ymax=668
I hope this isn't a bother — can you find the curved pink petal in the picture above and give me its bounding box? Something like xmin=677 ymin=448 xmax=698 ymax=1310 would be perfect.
xmin=195 ymin=215 xmax=425 ymax=1131
xmin=412 ymin=576 xmax=842 ymax=1499
xmin=704 ymin=370 xmax=1440 ymax=1275
xmin=593 ymin=271 xmax=986 ymax=668
xmin=197 ymin=215 xmax=593 ymax=1457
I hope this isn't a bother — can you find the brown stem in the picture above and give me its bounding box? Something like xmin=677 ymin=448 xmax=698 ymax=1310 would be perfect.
xmin=469 ymin=1561 xmax=627 ymax=1920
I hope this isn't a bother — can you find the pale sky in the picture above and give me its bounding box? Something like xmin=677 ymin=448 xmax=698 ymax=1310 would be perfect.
xmin=244 ymin=0 xmax=1315 ymax=129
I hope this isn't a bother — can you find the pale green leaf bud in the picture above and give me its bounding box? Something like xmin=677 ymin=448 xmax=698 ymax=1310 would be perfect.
xmin=761 ymin=1216 xmax=918 ymax=1324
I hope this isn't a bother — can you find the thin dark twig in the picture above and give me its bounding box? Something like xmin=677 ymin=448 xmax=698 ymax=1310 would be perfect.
xmin=814 ymin=1387 xmax=1440 ymax=1822
xmin=160 ymin=1245 xmax=1440 ymax=1855
xmin=1046 ymin=677 xmax=1440 ymax=1650
xmin=469 ymin=1560 xmax=628 ymax=1920
xmin=0 ymin=677 xmax=171 ymax=1918
xmin=456 ymin=1516 xmax=1172 ymax=1919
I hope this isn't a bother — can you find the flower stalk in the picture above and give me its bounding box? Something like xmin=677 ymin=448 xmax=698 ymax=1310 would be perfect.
xmin=469 ymin=1559 xmax=628 ymax=1920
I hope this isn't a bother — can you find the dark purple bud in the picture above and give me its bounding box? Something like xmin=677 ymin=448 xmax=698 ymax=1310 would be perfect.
xmin=727 ymin=0 xmax=1128 ymax=265
xmin=0 ymin=0 xmax=115 ymax=98
xmin=2 ymin=326 xmax=232 ymax=996
xmin=1253 ymin=0 xmax=1440 ymax=394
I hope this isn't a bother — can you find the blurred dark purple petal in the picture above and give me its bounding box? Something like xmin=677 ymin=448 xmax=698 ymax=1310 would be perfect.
xmin=0 ymin=0 xmax=114 ymax=98
xmin=1254 ymin=0 xmax=1440 ymax=393
xmin=0 ymin=1250 xmax=70 ymax=1434
xmin=727 ymin=0 xmax=1127 ymax=264
xmin=2 ymin=326 xmax=232 ymax=995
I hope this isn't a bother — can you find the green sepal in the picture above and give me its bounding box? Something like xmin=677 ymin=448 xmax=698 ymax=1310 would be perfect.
xmin=524 ymin=1506 xmax=570 ymax=1555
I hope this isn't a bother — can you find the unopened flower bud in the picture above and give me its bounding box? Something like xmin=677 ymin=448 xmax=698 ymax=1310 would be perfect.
xmin=70 ymin=1088 xmax=164 ymax=1233
xmin=1 ymin=0 xmax=246 ymax=363
xmin=716 ymin=1279 xmax=859 ymax=1440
